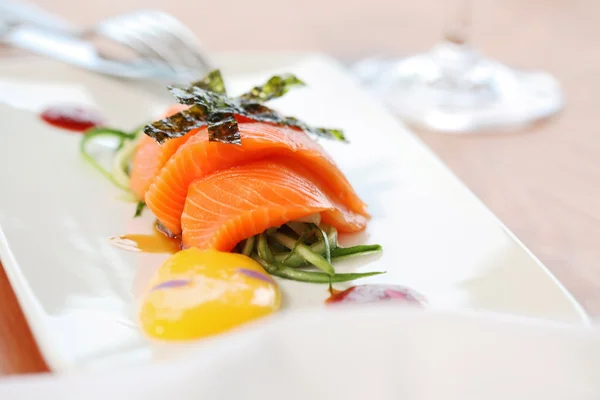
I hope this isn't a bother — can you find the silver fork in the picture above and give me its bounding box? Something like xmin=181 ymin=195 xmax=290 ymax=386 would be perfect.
xmin=0 ymin=2 xmax=213 ymax=82
xmin=81 ymin=10 xmax=213 ymax=78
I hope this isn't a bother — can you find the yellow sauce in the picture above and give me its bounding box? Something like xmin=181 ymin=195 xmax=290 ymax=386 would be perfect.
xmin=139 ymin=248 xmax=281 ymax=341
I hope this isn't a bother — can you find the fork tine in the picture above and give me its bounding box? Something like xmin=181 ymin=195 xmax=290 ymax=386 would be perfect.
xmin=87 ymin=10 xmax=213 ymax=79
xmin=151 ymin=12 xmax=213 ymax=70
xmin=137 ymin=12 xmax=212 ymax=73
xmin=90 ymin=16 xmax=177 ymax=71
xmin=135 ymin=14 xmax=195 ymax=68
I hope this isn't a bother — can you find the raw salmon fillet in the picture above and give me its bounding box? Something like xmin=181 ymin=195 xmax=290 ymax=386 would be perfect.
xmin=181 ymin=159 xmax=367 ymax=251
xmin=130 ymin=105 xmax=193 ymax=200
xmin=130 ymin=133 xmax=193 ymax=200
xmin=130 ymin=110 xmax=254 ymax=200
xmin=144 ymin=121 xmax=369 ymax=235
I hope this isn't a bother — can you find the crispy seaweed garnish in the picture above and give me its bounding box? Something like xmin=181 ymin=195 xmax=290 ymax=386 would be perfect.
xmin=144 ymin=71 xmax=229 ymax=143
xmin=190 ymin=70 xmax=227 ymax=95
xmin=207 ymin=113 xmax=241 ymax=144
xmin=242 ymin=105 xmax=346 ymax=142
xmin=144 ymin=105 xmax=209 ymax=144
xmin=144 ymin=70 xmax=347 ymax=145
xmin=239 ymin=74 xmax=305 ymax=103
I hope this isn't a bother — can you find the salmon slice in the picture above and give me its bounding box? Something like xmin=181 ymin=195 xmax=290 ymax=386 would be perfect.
xmin=130 ymin=105 xmax=191 ymax=200
xmin=145 ymin=121 xmax=369 ymax=235
xmin=129 ymin=109 xmax=255 ymax=200
xmin=181 ymin=159 xmax=367 ymax=251
xmin=130 ymin=133 xmax=194 ymax=200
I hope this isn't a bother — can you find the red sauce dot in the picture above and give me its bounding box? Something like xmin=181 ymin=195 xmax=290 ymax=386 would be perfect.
xmin=40 ymin=105 xmax=104 ymax=132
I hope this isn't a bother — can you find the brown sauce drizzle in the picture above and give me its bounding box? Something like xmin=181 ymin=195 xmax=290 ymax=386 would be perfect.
xmin=109 ymin=222 xmax=181 ymax=253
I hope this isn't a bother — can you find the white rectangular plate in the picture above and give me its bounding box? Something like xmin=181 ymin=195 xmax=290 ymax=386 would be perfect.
xmin=0 ymin=52 xmax=588 ymax=373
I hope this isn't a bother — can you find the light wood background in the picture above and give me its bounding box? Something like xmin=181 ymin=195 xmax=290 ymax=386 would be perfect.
xmin=1 ymin=0 xmax=599 ymax=375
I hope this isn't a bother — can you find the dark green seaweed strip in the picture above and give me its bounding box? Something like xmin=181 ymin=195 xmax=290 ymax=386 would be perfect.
xmin=232 ymin=103 xmax=347 ymax=142
xmin=190 ymin=70 xmax=227 ymax=95
xmin=143 ymin=105 xmax=209 ymax=144
xmin=143 ymin=69 xmax=347 ymax=145
xmin=239 ymin=74 xmax=305 ymax=103
xmin=207 ymin=113 xmax=241 ymax=145
xmin=169 ymin=85 xmax=238 ymax=110
xmin=142 ymin=71 xmax=227 ymax=143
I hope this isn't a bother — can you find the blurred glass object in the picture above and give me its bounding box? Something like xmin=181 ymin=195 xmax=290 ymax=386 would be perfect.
xmin=353 ymin=0 xmax=563 ymax=133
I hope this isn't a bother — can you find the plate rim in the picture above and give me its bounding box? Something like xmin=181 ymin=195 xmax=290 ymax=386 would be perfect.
xmin=0 ymin=51 xmax=590 ymax=374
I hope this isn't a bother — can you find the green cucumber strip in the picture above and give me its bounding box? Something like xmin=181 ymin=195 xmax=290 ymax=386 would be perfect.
xmin=268 ymin=231 xmax=334 ymax=276
xmin=330 ymin=244 xmax=383 ymax=260
xmin=252 ymin=254 xmax=384 ymax=284
xmin=241 ymin=236 xmax=256 ymax=256
xmin=80 ymin=128 xmax=135 ymax=191
xmin=257 ymin=233 xmax=276 ymax=264
xmin=310 ymin=223 xmax=331 ymax=263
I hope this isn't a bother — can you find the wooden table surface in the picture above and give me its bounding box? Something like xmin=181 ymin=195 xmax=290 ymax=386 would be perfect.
xmin=1 ymin=0 xmax=599 ymax=375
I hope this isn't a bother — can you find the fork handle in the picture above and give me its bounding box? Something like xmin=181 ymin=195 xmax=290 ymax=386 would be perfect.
xmin=3 ymin=24 xmax=184 ymax=82
xmin=0 ymin=0 xmax=75 ymax=32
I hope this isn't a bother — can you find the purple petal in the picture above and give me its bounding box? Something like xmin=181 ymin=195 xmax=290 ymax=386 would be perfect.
xmin=237 ymin=268 xmax=273 ymax=284
xmin=152 ymin=279 xmax=191 ymax=291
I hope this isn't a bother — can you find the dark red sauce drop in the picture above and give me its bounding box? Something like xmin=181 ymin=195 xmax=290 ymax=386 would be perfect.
xmin=326 ymin=284 xmax=426 ymax=306
xmin=40 ymin=105 xmax=103 ymax=132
